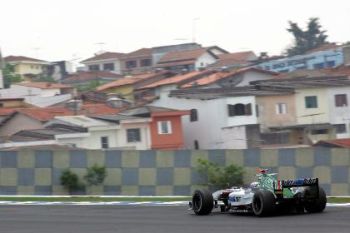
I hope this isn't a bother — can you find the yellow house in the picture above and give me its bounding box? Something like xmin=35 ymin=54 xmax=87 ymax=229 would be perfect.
xmin=4 ymin=55 xmax=49 ymax=80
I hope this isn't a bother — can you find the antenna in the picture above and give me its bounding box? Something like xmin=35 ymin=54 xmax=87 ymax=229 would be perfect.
xmin=192 ymin=18 xmax=200 ymax=43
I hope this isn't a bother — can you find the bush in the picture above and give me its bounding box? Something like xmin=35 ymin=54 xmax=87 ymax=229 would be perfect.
xmin=84 ymin=164 xmax=107 ymax=186
xmin=196 ymin=158 xmax=244 ymax=189
xmin=60 ymin=169 xmax=84 ymax=192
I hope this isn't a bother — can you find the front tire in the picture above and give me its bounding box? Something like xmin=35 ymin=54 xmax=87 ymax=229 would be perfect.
xmin=304 ymin=187 xmax=327 ymax=213
xmin=252 ymin=190 xmax=276 ymax=217
xmin=192 ymin=189 xmax=214 ymax=215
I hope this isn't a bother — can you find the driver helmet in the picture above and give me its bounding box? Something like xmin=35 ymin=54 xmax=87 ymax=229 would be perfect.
xmin=250 ymin=181 xmax=259 ymax=189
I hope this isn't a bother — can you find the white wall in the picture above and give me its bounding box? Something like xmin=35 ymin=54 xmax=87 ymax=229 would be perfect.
xmin=118 ymin=122 xmax=151 ymax=150
xmin=195 ymin=53 xmax=217 ymax=70
xmin=152 ymin=94 xmax=257 ymax=149
xmin=56 ymin=129 xmax=118 ymax=149
xmin=221 ymin=126 xmax=248 ymax=149
xmin=236 ymin=71 xmax=275 ymax=86
xmin=327 ymin=86 xmax=350 ymax=138
xmin=0 ymin=85 xmax=61 ymax=98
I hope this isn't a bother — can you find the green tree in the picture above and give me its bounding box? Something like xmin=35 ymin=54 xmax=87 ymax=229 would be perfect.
xmin=60 ymin=169 xmax=84 ymax=193
xmin=196 ymin=158 xmax=244 ymax=189
xmin=34 ymin=75 xmax=56 ymax=83
xmin=2 ymin=64 xmax=22 ymax=88
xmin=286 ymin=18 xmax=328 ymax=56
xmin=84 ymin=164 xmax=107 ymax=187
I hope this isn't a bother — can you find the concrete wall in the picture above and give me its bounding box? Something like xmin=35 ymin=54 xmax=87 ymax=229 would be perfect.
xmin=0 ymin=148 xmax=349 ymax=196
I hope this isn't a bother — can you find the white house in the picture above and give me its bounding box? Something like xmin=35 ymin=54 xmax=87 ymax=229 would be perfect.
xmin=81 ymin=52 xmax=125 ymax=74
xmin=0 ymin=82 xmax=75 ymax=107
xmin=151 ymin=87 xmax=267 ymax=149
xmin=155 ymin=46 xmax=227 ymax=72
xmin=46 ymin=115 xmax=152 ymax=150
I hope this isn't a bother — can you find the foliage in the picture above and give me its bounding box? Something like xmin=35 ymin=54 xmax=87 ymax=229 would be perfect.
xmin=286 ymin=17 xmax=328 ymax=56
xmin=77 ymin=80 xmax=101 ymax=92
xmin=2 ymin=64 xmax=22 ymax=88
xmin=60 ymin=169 xmax=84 ymax=192
xmin=84 ymin=164 xmax=107 ymax=186
xmin=34 ymin=75 xmax=56 ymax=83
xmin=196 ymin=158 xmax=244 ymax=189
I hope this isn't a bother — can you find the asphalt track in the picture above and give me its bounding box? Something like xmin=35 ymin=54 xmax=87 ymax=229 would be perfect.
xmin=0 ymin=205 xmax=349 ymax=233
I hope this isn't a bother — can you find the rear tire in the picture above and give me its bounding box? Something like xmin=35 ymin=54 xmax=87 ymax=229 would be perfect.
xmin=252 ymin=190 xmax=276 ymax=217
xmin=192 ymin=189 xmax=214 ymax=215
xmin=304 ymin=187 xmax=327 ymax=213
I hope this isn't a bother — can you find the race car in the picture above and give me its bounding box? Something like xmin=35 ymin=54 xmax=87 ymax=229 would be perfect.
xmin=189 ymin=168 xmax=327 ymax=216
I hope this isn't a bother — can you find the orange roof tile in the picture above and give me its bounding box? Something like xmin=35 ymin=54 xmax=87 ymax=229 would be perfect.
xmin=218 ymin=51 xmax=256 ymax=61
xmin=16 ymin=82 xmax=72 ymax=89
xmin=157 ymin=48 xmax=208 ymax=64
xmin=15 ymin=104 xmax=120 ymax=122
xmin=82 ymin=52 xmax=125 ymax=63
xmin=181 ymin=72 xmax=231 ymax=88
xmin=122 ymin=48 xmax=152 ymax=59
xmin=4 ymin=55 xmax=47 ymax=63
xmin=181 ymin=67 xmax=278 ymax=88
xmin=0 ymin=108 xmax=17 ymax=116
xmin=63 ymin=71 xmax=122 ymax=83
xmin=315 ymin=138 xmax=350 ymax=148
xmin=139 ymin=70 xmax=209 ymax=89
xmin=96 ymin=71 xmax=170 ymax=91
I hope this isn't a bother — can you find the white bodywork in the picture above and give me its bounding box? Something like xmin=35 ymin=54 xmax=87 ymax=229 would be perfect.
xmin=213 ymin=187 xmax=255 ymax=207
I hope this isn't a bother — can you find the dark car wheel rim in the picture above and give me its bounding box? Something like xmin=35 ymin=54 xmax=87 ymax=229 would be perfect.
xmin=193 ymin=194 xmax=202 ymax=211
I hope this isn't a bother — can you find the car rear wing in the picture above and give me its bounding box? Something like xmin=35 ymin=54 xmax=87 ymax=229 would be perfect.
xmin=280 ymin=178 xmax=318 ymax=188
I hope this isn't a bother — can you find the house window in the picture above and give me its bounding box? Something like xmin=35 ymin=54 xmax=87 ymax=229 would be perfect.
xmin=305 ymin=96 xmax=318 ymax=108
xmin=89 ymin=65 xmax=100 ymax=71
xmin=103 ymin=63 xmax=115 ymax=71
xmin=313 ymin=63 xmax=325 ymax=69
xmin=227 ymin=103 xmax=252 ymax=116
xmin=275 ymin=103 xmax=287 ymax=114
xmin=126 ymin=60 xmax=137 ymax=68
xmin=311 ymin=129 xmax=328 ymax=135
xmin=190 ymin=109 xmax=198 ymax=122
xmin=101 ymin=136 xmax=109 ymax=149
xmin=334 ymin=124 xmax=347 ymax=134
xmin=140 ymin=59 xmax=152 ymax=67
xmin=127 ymin=128 xmax=141 ymax=142
xmin=335 ymin=94 xmax=348 ymax=107
xmin=157 ymin=121 xmax=172 ymax=134
xmin=326 ymin=61 xmax=335 ymax=67
xmin=194 ymin=140 xmax=199 ymax=150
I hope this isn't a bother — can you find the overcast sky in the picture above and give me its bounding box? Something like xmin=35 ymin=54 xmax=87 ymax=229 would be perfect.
xmin=1 ymin=0 xmax=350 ymax=62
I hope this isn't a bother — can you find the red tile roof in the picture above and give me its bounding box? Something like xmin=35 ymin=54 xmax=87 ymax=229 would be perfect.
xmin=4 ymin=55 xmax=47 ymax=63
xmin=157 ymin=48 xmax=207 ymax=66
xmin=96 ymin=71 xmax=170 ymax=91
xmin=181 ymin=67 xmax=278 ymax=88
xmin=218 ymin=51 xmax=256 ymax=61
xmin=82 ymin=52 xmax=125 ymax=63
xmin=139 ymin=70 xmax=211 ymax=89
xmin=63 ymin=71 xmax=123 ymax=83
xmin=15 ymin=82 xmax=72 ymax=89
xmin=181 ymin=72 xmax=230 ymax=88
xmin=122 ymin=48 xmax=152 ymax=59
xmin=306 ymin=43 xmax=341 ymax=54
xmin=0 ymin=108 xmax=16 ymax=116
xmin=315 ymin=138 xmax=350 ymax=148
xmin=211 ymin=51 xmax=257 ymax=67
xmin=6 ymin=104 xmax=121 ymax=122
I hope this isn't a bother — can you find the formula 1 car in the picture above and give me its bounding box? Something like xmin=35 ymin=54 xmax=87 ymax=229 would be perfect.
xmin=189 ymin=169 xmax=327 ymax=216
